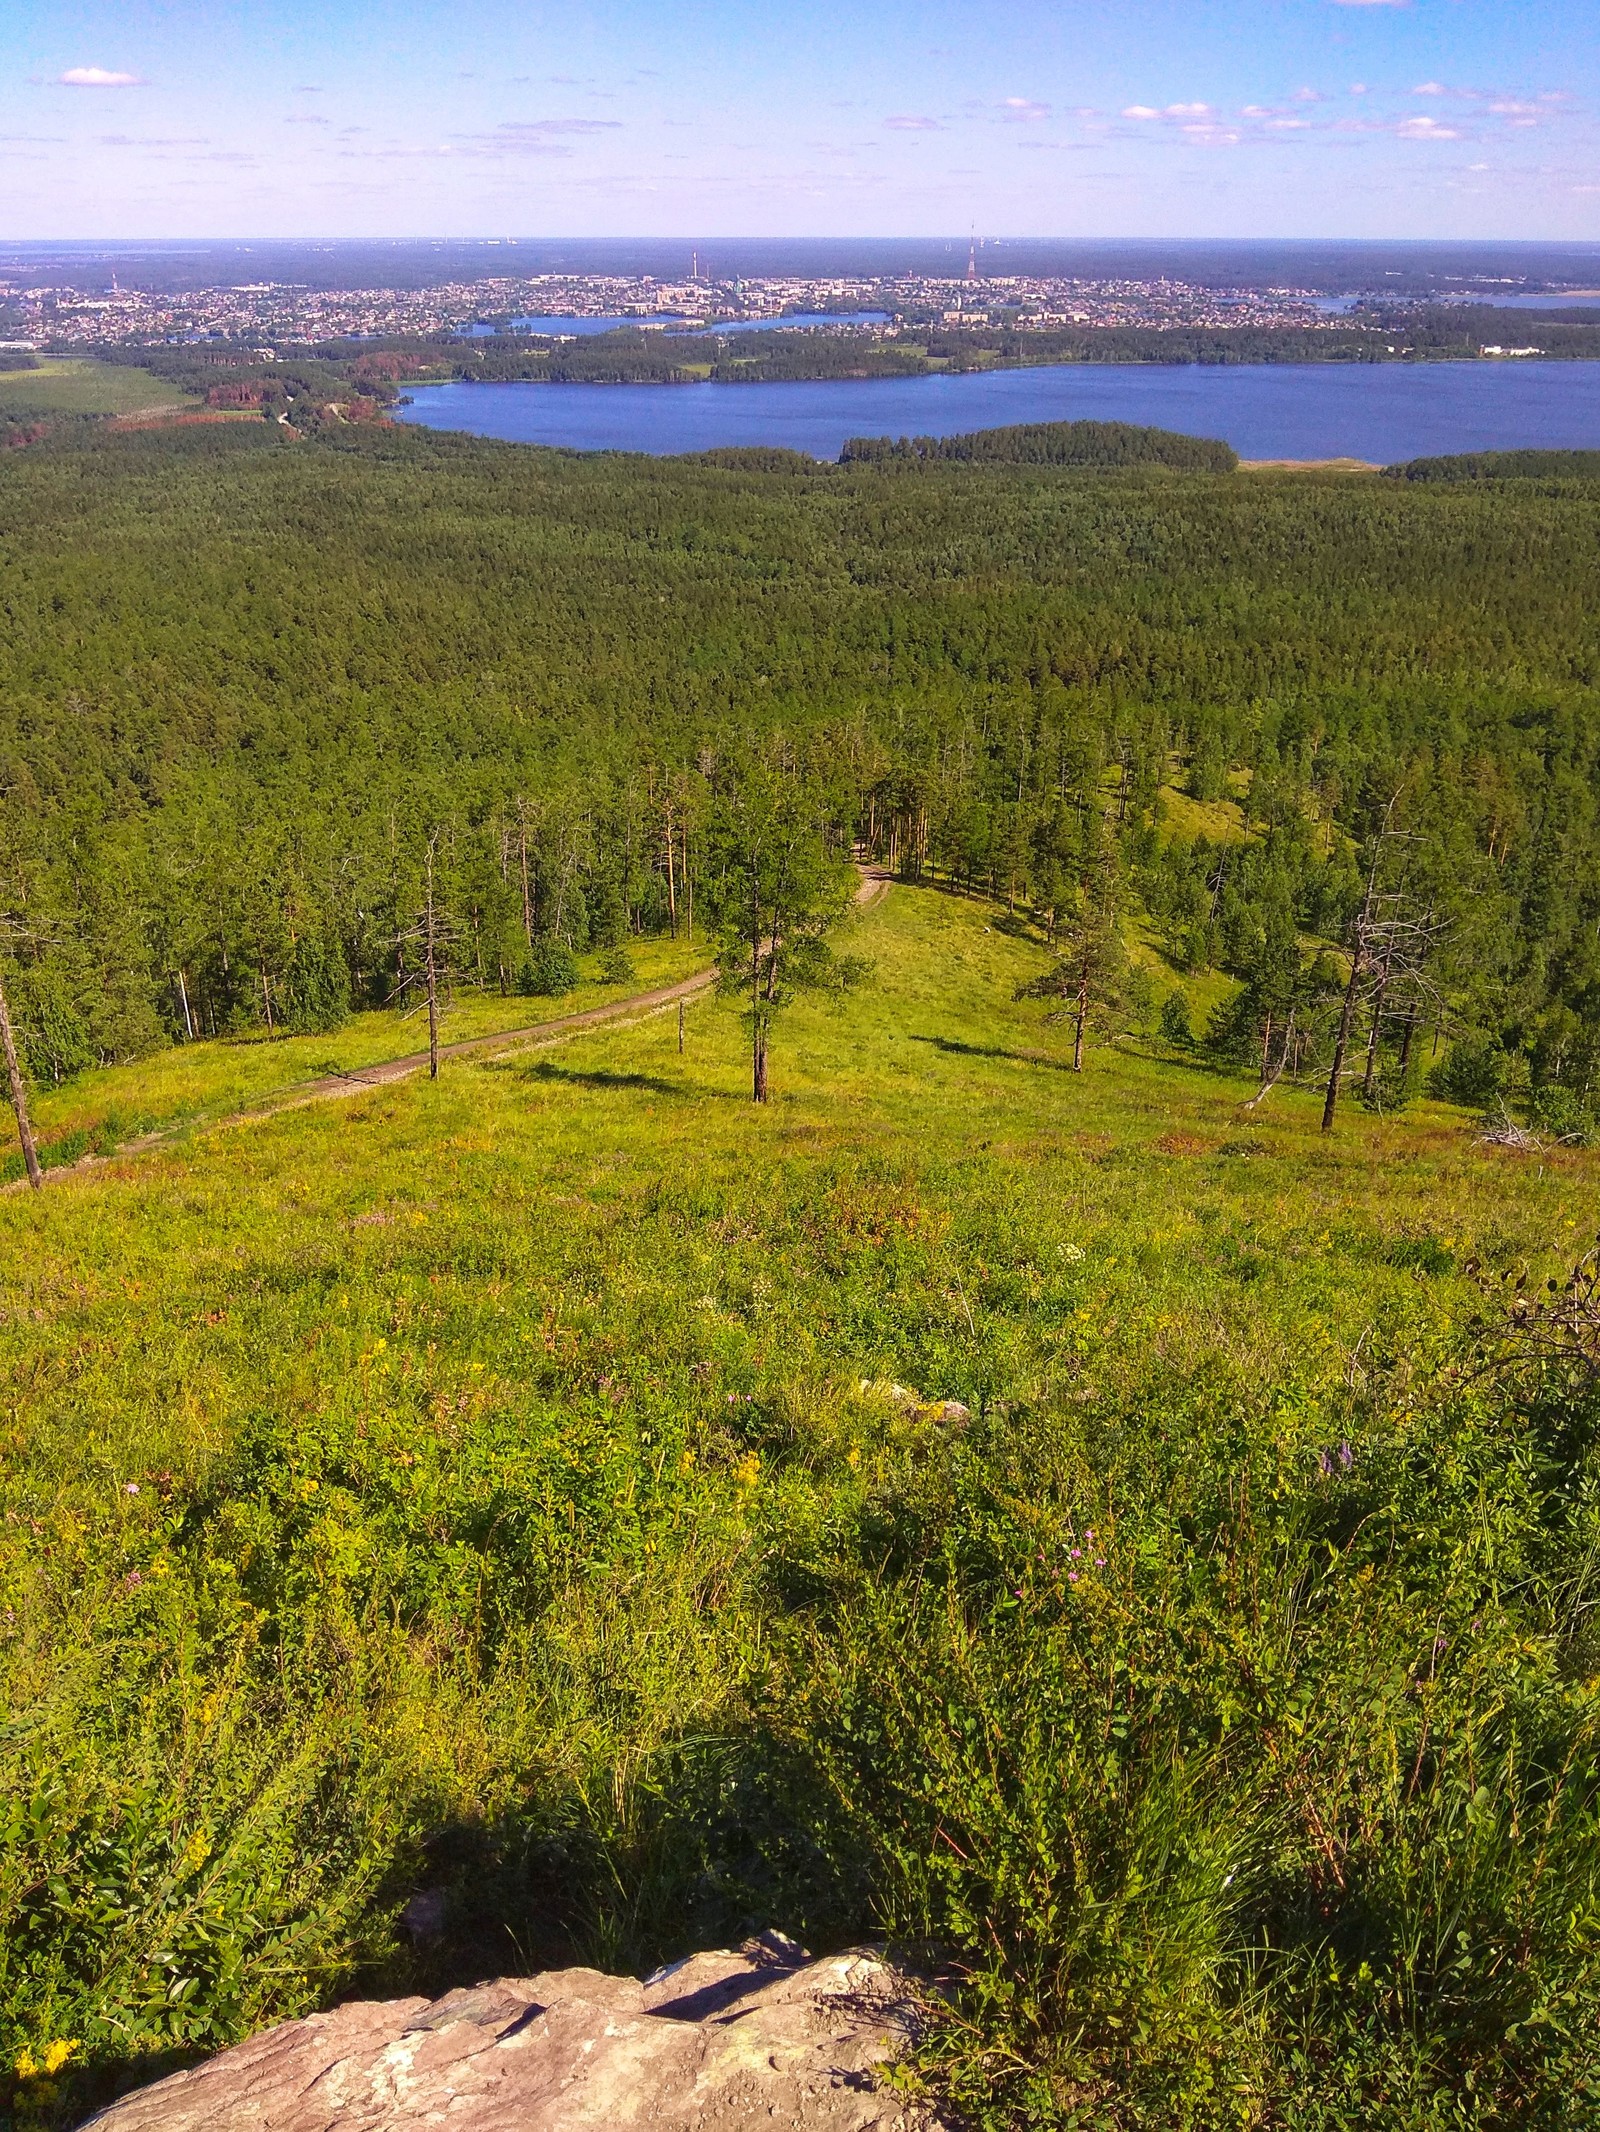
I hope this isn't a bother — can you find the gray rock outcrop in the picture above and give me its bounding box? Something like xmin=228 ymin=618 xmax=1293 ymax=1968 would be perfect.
xmin=80 ymin=1934 xmax=933 ymax=2131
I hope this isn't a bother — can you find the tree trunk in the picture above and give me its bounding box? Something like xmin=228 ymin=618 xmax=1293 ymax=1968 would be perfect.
xmin=0 ymin=968 xmax=42 ymax=1190
xmin=753 ymin=1022 xmax=768 ymax=1103
xmin=1073 ymin=960 xmax=1088 ymax=1072
xmin=664 ymin=807 xmax=678 ymax=939
xmin=425 ymin=855 xmax=440 ymax=1080
xmin=1362 ymin=959 xmax=1392 ymax=1099
xmin=678 ymin=999 xmax=685 ymax=1054
xmin=1322 ymin=952 xmax=1363 ymax=1132
xmin=177 ymin=968 xmax=195 ymax=1041
xmin=517 ymin=816 xmax=533 ymax=948
xmin=261 ymin=970 xmax=275 ymax=1037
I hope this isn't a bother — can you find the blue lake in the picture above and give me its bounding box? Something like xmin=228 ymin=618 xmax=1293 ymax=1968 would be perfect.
xmin=393 ymin=361 xmax=1600 ymax=463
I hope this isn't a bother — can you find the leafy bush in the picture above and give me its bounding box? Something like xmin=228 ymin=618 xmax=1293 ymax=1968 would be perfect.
xmin=597 ymin=945 xmax=637 ymax=987
xmin=1530 ymin=1084 xmax=1598 ymax=1146
xmin=1429 ymin=1036 xmax=1510 ymax=1109
xmin=1160 ymin=991 xmax=1196 ymax=1048
xmin=518 ymin=940 xmax=581 ymax=997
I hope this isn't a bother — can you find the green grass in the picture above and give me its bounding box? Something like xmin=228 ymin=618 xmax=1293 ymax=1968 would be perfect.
xmin=0 ymin=361 xmax=197 ymax=417
xmin=3 ymin=887 xmax=1599 ymax=2127
xmin=11 ymin=934 xmax=708 ymax=1159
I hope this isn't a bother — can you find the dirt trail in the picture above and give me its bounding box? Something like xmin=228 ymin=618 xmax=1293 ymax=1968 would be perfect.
xmin=9 ymin=866 xmax=892 ymax=1190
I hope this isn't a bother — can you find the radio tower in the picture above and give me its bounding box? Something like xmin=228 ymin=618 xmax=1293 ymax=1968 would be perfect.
xmin=965 ymin=230 xmax=977 ymax=282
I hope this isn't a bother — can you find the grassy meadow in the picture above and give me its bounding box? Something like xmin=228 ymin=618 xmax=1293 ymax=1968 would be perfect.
xmin=0 ymin=362 xmax=197 ymax=418
xmin=3 ymin=883 xmax=1599 ymax=2128
xmin=10 ymin=934 xmax=708 ymax=1175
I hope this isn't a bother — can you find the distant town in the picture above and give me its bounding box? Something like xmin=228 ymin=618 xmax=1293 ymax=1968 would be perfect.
xmin=0 ymin=265 xmax=1404 ymax=350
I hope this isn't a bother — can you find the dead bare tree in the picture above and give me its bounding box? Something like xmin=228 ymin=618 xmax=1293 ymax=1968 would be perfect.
xmin=390 ymin=829 xmax=457 ymax=1079
xmin=1322 ymin=813 xmax=1447 ymax=1132
xmin=0 ymin=962 xmax=41 ymax=1190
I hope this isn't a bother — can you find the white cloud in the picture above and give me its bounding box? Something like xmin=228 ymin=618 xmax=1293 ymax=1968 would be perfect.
xmin=1000 ymin=97 xmax=1049 ymax=121
xmin=1121 ymin=106 xmax=1160 ymax=119
xmin=1165 ymin=101 xmax=1211 ymax=116
xmin=1397 ymin=115 xmax=1461 ymax=139
xmin=497 ymin=118 xmax=621 ymax=135
xmin=57 ymin=66 xmax=143 ymax=87
xmin=885 ymin=113 xmax=944 ymax=130
xmin=285 ymin=114 xmax=331 ymax=126
xmin=1412 ymin=81 xmax=1448 ymax=96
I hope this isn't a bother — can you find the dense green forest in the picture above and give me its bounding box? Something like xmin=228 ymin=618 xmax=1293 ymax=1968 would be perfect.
xmin=2 ymin=419 xmax=1599 ymax=1136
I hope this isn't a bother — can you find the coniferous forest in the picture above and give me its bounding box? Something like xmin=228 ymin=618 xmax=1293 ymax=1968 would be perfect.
xmin=8 ymin=418 xmax=1600 ymax=2129
xmin=1 ymin=420 xmax=1598 ymax=1126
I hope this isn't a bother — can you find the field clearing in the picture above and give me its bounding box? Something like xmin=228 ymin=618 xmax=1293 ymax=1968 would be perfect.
xmin=0 ymin=359 xmax=198 ymax=415
xmin=5 ymin=881 xmax=1598 ymax=2124
xmin=16 ymin=933 xmax=709 ymax=1155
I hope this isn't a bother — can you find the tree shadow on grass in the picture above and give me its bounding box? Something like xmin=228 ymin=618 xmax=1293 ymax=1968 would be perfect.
xmin=910 ymin=1034 xmax=1076 ymax=1074
xmin=504 ymin=1061 xmax=695 ymax=1097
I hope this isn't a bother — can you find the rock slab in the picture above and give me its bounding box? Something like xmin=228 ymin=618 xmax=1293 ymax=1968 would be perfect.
xmin=81 ymin=1935 xmax=931 ymax=2131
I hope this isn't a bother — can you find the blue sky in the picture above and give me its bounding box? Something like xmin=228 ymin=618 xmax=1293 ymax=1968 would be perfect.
xmin=2 ymin=0 xmax=1596 ymax=241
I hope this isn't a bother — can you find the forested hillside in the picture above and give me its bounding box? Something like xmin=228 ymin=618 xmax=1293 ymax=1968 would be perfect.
xmin=1 ymin=421 xmax=1598 ymax=1132
xmin=7 ymin=419 xmax=1600 ymax=2128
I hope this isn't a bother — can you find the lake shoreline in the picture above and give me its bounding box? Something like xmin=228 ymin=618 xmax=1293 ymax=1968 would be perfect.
xmin=394 ymin=359 xmax=1600 ymax=465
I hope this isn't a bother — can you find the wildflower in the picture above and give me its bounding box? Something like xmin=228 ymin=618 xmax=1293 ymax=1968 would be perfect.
xmin=1338 ymin=1441 xmax=1354 ymax=1469
xmin=1068 ymin=1570 xmax=1079 ymax=1583
xmin=123 ymin=1482 xmax=139 ymax=1496
xmin=1318 ymin=1450 xmax=1333 ymax=1478
xmin=1070 ymin=1548 xmax=1081 ymax=1558
xmin=15 ymin=2040 xmax=75 ymax=2080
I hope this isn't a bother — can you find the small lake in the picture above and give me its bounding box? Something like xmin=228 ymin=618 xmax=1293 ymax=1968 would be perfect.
xmin=394 ymin=361 xmax=1600 ymax=463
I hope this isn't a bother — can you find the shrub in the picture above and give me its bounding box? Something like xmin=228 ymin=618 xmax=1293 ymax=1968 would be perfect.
xmin=597 ymin=945 xmax=637 ymax=987
xmin=518 ymin=940 xmax=581 ymax=997
xmin=1161 ymin=990 xmax=1196 ymax=1048
xmin=1529 ymin=1084 xmax=1598 ymax=1146
xmin=1428 ymin=1036 xmax=1510 ymax=1109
